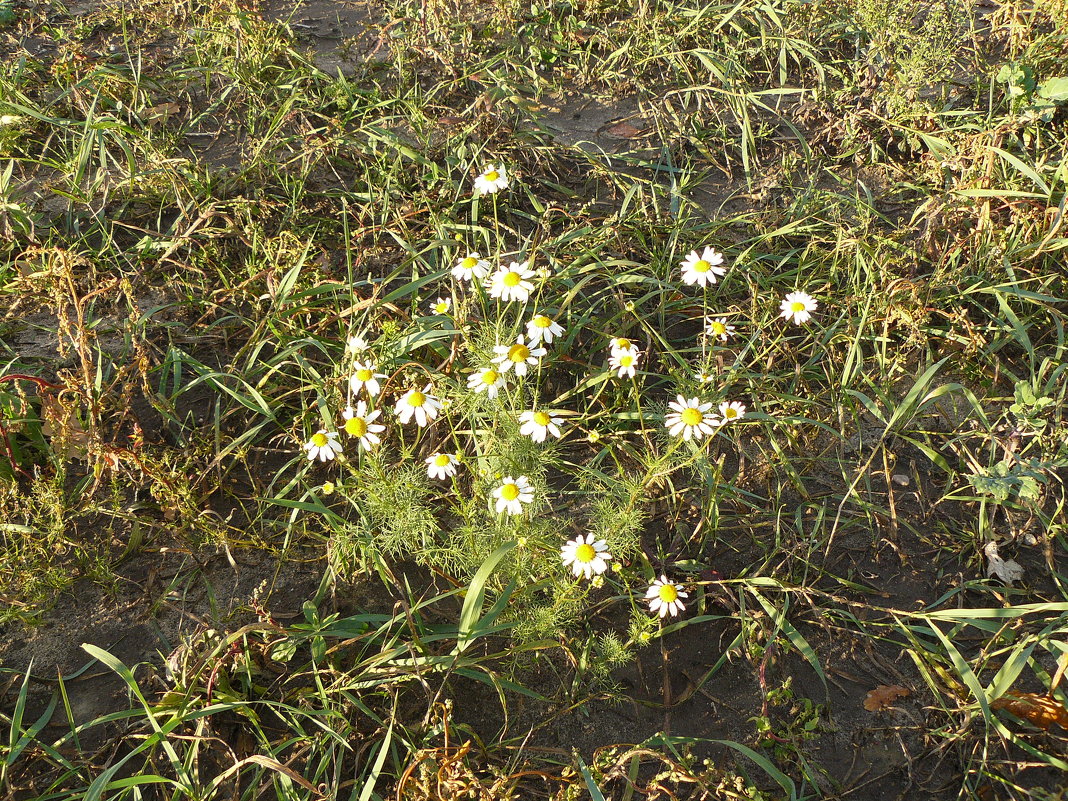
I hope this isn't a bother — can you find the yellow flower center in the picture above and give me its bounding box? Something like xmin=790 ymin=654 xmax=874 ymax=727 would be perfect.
xmin=461 ymin=256 xmax=478 ymax=270
xmin=434 ymin=454 xmax=451 ymax=467
xmin=620 ymin=355 xmax=633 ymax=367
xmin=575 ymin=543 xmax=596 ymax=563
xmin=724 ymin=407 xmax=738 ymax=419
xmin=345 ymin=417 xmax=368 ymax=437
xmin=710 ymin=322 xmax=725 ymax=335
xmin=533 ymin=315 xmax=551 ymax=328
xmin=435 ymin=302 xmax=448 ymax=313
xmin=680 ymin=408 xmax=703 ymax=426
xmin=503 ymin=271 xmax=522 ymax=287
xmin=658 ymin=584 xmax=679 ymax=603
xmin=356 ymin=368 xmax=372 ymax=381
xmin=533 ymin=411 xmax=551 ymax=426
xmin=408 ymin=391 xmax=426 ymax=407
xmin=693 ymin=259 xmax=711 ymax=273
xmin=791 ymin=301 xmax=806 ymax=313
xmin=311 ymin=433 xmax=328 ymax=447
xmin=508 ymin=344 xmax=530 ymax=363
xmin=485 ymin=170 xmax=499 ymax=182
xmin=480 ymin=369 xmax=499 ymax=385
xmin=500 ymin=483 xmax=520 ymax=501
xmin=614 ymin=338 xmax=631 ymax=351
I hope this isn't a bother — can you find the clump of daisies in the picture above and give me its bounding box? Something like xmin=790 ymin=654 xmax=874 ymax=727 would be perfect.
xmin=297 ymin=177 xmax=820 ymax=649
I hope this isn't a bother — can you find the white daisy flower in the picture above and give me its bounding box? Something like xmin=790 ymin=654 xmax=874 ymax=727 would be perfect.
xmin=492 ymin=335 xmax=546 ymax=377
xmin=718 ymin=401 xmax=746 ymax=424
xmin=474 ymin=164 xmax=509 ymax=196
xmin=429 ymin=296 xmax=452 ymax=315
xmin=609 ymin=336 xmax=638 ymax=356
xmin=304 ymin=429 xmax=343 ymax=462
xmin=342 ymin=402 xmax=385 ymax=451
xmin=395 ymin=385 xmax=442 ymax=427
xmin=425 ymin=452 xmax=459 ymax=480
xmin=453 ymin=252 xmax=490 ymax=282
xmin=560 ymin=534 xmax=612 ymax=580
xmin=680 ymin=246 xmax=727 ymax=287
xmin=487 ymin=261 xmax=536 ymax=303
xmin=346 ymin=335 xmax=369 ymax=354
xmin=467 ymin=366 xmax=505 ymax=398
xmin=646 ymin=575 xmax=688 ymax=618
xmin=780 ymin=291 xmax=818 ymax=325
xmin=493 ymin=475 xmax=534 ymax=515
xmin=609 ymin=349 xmax=641 ymax=379
xmin=349 ymin=360 xmax=386 ymax=397
xmin=526 ymin=314 xmax=564 ymax=345
xmin=518 ymin=409 xmax=563 ymax=443
xmin=665 ymin=395 xmax=720 ymax=441
xmin=705 ymin=317 xmax=736 ymax=342
xmin=694 ymin=370 xmax=715 ymax=384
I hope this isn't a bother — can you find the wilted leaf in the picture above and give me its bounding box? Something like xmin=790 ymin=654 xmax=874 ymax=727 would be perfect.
xmin=984 ymin=541 xmax=1025 ymax=585
xmin=39 ymin=393 xmax=89 ymax=461
xmin=992 ymin=691 xmax=1068 ymax=730
xmin=863 ymin=684 xmax=910 ymax=711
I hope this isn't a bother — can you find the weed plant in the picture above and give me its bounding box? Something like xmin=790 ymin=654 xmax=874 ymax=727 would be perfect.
xmin=0 ymin=0 xmax=1067 ymax=798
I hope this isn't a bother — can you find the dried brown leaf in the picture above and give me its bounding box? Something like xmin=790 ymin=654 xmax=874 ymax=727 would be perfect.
xmin=984 ymin=541 xmax=1025 ymax=585
xmin=992 ymin=691 xmax=1068 ymax=730
xmin=863 ymin=684 xmax=910 ymax=711
xmin=601 ymin=120 xmax=644 ymax=139
xmin=145 ymin=102 xmax=181 ymax=126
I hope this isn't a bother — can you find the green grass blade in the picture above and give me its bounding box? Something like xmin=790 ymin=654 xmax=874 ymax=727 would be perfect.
xmin=454 ymin=541 xmax=516 ymax=654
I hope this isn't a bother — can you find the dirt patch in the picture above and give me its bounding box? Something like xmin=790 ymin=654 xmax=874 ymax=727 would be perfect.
xmin=259 ymin=0 xmax=390 ymax=73
xmin=0 ymin=548 xmax=322 ymax=736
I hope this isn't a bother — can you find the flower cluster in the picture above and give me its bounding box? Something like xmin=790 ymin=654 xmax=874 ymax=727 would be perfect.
xmin=300 ymin=167 xmax=825 ymax=624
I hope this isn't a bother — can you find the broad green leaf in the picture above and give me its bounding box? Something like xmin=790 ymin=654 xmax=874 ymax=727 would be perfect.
xmin=1037 ymin=76 xmax=1068 ymax=102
